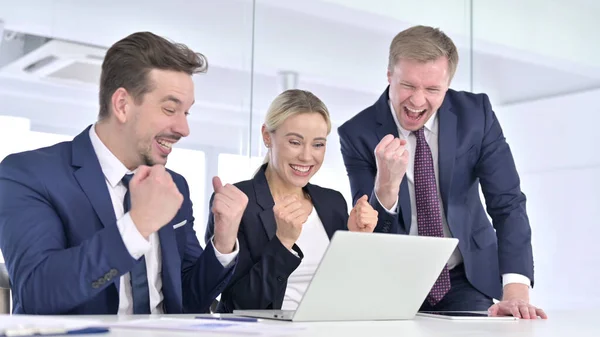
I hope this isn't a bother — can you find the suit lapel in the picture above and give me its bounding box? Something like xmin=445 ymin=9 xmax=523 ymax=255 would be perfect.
xmin=375 ymin=88 xmax=411 ymax=232
xmin=374 ymin=89 xmax=400 ymax=142
xmin=258 ymin=209 xmax=276 ymax=239
xmin=437 ymin=98 xmax=457 ymax=217
xmin=305 ymin=184 xmax=338 ymax=239
xmin=71 ymin=126 xmax=117 ymax=229
xmin=158 ymin=220 xmax=182 ymax=311
xmin=158 ymin=221 xmax=180 ymax=273
xmin=253 ymin=165 xmax=277 ymax=239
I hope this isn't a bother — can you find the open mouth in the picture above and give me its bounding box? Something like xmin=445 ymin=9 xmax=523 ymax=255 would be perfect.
xmin=404 ymin=106 xmax=426 ymax=121
xmin=155 ymin=138 xmax=176 ymax=155
xmin=290 ymin=164 xmax=313 ymax=177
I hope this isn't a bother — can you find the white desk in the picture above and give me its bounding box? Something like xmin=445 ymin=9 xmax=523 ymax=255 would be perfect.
xmin=56 ymin=311 xmax=596 ymax=337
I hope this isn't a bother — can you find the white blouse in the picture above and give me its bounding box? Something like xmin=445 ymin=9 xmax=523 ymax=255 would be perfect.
xmin=281 ymin=206 xmax=330 ymax=310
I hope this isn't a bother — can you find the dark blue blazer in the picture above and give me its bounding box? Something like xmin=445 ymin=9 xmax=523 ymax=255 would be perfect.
xmin=204 ymin=163 xmax=348 ymax=312
xmin=337 ymin=87 xmax=534 ymax=300
xmin=0 ymin=126 xmax=235 ymax=314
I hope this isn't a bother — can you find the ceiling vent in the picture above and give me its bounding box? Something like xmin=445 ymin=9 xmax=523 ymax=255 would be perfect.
xmin=0 ymin=38 xmax=106 ymax=87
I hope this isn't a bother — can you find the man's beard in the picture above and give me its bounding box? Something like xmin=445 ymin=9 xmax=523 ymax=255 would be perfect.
xmin=141 ymin=145 xmax=168 ymax=167
xmin=140 ymin=141 xmax=157 ymax=167
xmin=142 ymin=152 xmax=155 ymax=166
xmin=139 ymin=135 xmax=172 ymax=167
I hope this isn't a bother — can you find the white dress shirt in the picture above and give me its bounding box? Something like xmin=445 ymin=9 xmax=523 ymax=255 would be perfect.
xmin=281 ymin=207 xmax=329 ymax=310
xmin=376 ymin=102 xmax=530 ymax=289
xmin=88 ymin=125 xmax=238 ymax=314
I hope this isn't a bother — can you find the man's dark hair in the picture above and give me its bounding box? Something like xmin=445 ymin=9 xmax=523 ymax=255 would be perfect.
xmin=98 ymin=31 xmax=207 ymax=119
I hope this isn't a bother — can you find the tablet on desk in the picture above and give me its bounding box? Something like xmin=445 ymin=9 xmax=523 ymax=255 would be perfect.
xmin=417 ymin=311 xmax=518 ymax=321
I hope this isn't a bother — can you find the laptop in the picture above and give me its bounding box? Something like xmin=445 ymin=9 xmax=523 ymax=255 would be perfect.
xmin=234 ymin=230 xmax=458 ymax=322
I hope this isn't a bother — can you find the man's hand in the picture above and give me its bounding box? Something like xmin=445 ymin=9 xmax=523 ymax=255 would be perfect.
xmin=129 ymin=165 xmax=184 ymax=239
xmin=374 ymin=134 xmax=409 ymax=210
xmin=274 ymin=195 xmax=309 ymax=250
xmin=211 ymin=176 xmax=248 ymax=254
xmin=488 ymin=283 xmax=548 ymax=319
xmin=347 ymin=195 xmax=378 ymax=232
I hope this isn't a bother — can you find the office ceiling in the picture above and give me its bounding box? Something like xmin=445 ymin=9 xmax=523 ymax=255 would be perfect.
xmin=0 ymin=0 xmax=598 ymax=152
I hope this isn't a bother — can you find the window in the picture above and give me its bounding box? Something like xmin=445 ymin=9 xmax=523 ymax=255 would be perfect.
xmin=0 ymin=116 xmax=32 ymax=163
xmin=217 ymin=153 xmax=264 ymax=185
xmin=165 ymin=148 xmax=206 ymax=243
xmin=0 ymin=118 xmax=74 ymax=263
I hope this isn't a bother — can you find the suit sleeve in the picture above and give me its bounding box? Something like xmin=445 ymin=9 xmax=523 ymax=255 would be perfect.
xmin=0 ymin=156 xmax=138 ymax=314
xmin=476 ymin=94 xmax=534 ymax=284
xmin=204 ymin=193 xmax=302 ymax=312
xmin=337 ymin=125 xmax=401 ymax=233
xmin=179 ymin=178 xmax=235 ymax=313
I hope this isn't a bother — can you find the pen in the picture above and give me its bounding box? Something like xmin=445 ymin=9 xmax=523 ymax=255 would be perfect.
xmin=195 ymin=316 xmax=259 ymax=323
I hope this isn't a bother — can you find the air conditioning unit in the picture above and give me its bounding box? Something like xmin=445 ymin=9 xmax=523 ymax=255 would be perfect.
xmin=0 ymin=37 xmax=106 ymax=87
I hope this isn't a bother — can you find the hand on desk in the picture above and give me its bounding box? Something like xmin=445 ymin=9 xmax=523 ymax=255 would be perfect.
xmin=488 ymin=283 xmax=548 ymax=319
xmin=347 ymin=195 xmax=378 ymax=232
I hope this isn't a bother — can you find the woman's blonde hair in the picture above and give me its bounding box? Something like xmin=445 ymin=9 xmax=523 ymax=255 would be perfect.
xmin=261 ymin=89 xmax=331 ymax=165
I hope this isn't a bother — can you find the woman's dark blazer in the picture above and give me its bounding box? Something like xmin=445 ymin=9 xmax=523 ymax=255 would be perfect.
xmin=204 ymin=163 xmax=350 ymax=313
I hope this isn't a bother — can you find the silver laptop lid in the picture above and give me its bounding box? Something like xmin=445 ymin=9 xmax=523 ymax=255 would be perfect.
xmin=291 ymin=231 xmax=458 ymax=322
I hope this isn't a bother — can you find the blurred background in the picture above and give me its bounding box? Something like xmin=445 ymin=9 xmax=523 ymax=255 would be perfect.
xmin=0 ymin=0 xmax=598 ymax=311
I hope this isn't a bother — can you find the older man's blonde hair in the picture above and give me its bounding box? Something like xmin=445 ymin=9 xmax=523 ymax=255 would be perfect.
xmin=388 ymin=25 xmax=459 ymax=82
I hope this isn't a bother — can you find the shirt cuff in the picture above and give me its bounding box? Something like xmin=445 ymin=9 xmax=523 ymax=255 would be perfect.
xmin=374 ymin=191 xmax=398 ymax=214
xmin=210 ymin=236 xmax=239 ymax=268
xmin=117 ymin=212 xmax=151 ymax=260
xmin=502 ymin=273 xmax=531 ymax=288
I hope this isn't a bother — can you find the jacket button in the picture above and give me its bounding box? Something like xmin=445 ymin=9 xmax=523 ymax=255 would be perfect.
xmin=109 ymin=269 xmax=118 ymax=277
xmin=384 ymin=220 xmax=391 ymax=225
xmin=92 ymin=281 xmax=99 ymax=289
xmin=276 ymin=276 xmax=284 ymax=283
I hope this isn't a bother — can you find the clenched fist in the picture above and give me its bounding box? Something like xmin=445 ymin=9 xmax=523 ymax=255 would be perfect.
xmin=211 ymin=177 xmax=248 ymax=254
xmin=274 ymin=195 xmax=310 ymax=250
xmin=374 ymin=134 xmax=409 ymax=210
xmin=347 ymin=195 xmax=378 ymax=232
xmin=129 ymin=165 xmax=184 ymax=239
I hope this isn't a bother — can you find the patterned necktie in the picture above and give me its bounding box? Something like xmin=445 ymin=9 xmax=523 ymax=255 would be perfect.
xmin=122 ymin=173 xmax=151 ymax=314
xmin=413 ymin=127 xmax=451 ymax=305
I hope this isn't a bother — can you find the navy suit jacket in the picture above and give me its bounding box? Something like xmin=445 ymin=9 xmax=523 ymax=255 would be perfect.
xmin=337 ymin=87 xmax=534 ymax=300
xmin=0 ymin=126 xmax=235 ymax=314
xmin=204 ymin=163 xmax=348 ymax=312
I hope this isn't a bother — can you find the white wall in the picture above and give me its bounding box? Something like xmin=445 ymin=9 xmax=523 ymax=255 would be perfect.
xmin=322 ymin=0 xmax=600 ymax=74
xmin=495 ymin=89 xmax=600 ymax=310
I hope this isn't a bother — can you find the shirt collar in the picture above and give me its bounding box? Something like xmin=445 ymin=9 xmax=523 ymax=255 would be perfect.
xmin=388 ymin=100 xmax=438 ymax=137
xmin=88 ymin=124 xmax=131 ymax=188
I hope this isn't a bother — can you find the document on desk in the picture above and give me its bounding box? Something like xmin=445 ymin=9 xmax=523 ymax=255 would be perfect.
xmin=0 ymin=315 xmax=108 ymax=336
xmin=107 ymin=317 xmax=304 ymax=336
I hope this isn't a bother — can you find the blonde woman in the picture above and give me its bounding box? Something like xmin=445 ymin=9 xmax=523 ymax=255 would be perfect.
xmin=205 ymin=89 xmax=378 ymax=313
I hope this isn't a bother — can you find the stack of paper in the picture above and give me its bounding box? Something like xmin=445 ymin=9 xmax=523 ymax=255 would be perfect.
xmin=0 ymin=315 xmax=108 ymax=336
